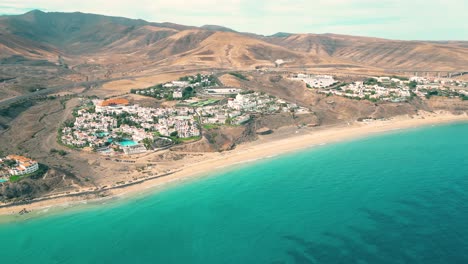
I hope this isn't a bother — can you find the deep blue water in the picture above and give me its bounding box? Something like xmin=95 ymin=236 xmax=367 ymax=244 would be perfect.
xmin=1 ymin=123 xmax=468 ymax=264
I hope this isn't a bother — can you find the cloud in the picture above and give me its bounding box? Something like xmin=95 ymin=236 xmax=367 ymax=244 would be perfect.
xmin=0 ymin=0 xmax=467 ymax=40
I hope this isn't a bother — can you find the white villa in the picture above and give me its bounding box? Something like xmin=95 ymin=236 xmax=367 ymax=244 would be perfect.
xmin=173 ymin=89 xmax=183 ymax=99
xmin=291 ymin=74 xmax=337 ymax=88
xmin=4 ymin=155 xmax=39 ymax=176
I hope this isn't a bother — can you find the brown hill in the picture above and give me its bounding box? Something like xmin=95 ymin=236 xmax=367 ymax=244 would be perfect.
xmin=0 ymin=10 xmax=193 ymax=54
xmin=264 ymin=33 xmax=468 ymax=71
xmin=0 ymin=10 xmax=467 ymax=72
xmin=0 ymin=14 xmax=60 ymax=60
xmin=151 ymin=31 xmax=340 ymax=69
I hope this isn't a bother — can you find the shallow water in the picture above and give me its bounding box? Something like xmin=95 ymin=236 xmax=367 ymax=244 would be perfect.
xmin=1 ymin=123 xmax=468 ymax=263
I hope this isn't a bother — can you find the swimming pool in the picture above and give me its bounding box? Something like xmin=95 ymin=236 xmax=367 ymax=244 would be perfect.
xmin=118 ymin=139 xmax=138 ymax=147
xmin=0 ymin=179 xmax=8 ymax=183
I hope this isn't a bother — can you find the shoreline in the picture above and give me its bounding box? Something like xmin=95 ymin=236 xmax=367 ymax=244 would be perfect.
xmin=1 ymin=111 xmax=468 ymax=218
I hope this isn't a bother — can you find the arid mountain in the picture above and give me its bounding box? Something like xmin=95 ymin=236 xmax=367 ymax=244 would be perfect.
xmin=0 ymin=11 xmax=333 ymax=70
xmin=147 ymin=30 xmax=340 ymax=69
xmin=0 ymin=10 xmax=191 ymax=55
xmin=264 ymin=33 xmax=468 ymax=70
xmin=0 ymin=17 xmax=60 ymax=60
xmin=0 ymin=10 xmax=467 ymax=71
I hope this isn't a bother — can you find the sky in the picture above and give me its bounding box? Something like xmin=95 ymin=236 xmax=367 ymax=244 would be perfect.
xmin=0 ymin=0 xmax=467 ymax=40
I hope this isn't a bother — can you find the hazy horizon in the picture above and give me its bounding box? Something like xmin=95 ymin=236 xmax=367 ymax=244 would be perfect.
xmin=0 ymin=0 xmax=467 ymax=41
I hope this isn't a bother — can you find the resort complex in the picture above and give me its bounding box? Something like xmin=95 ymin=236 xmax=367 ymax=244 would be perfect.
xmin=0 ymin=155 xmax=39 ymax=182
xmin=59 ymin=73 xmax=311 ymax=156
xmin=58 ymin=71 xmax=468 ymax=157
xmin=290 ymin=74 xmax=338 ymax=88
xmin=60 ymin=98 xmax=200 ymax=155
xmin=291 ymin=74 xmax=468 ymax=102
xmin=131 ymin=73 xmax=218 ymax=100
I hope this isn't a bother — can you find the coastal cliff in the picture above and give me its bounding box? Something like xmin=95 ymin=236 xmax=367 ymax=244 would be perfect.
xmin=0 ymin=168 xmax=88 ymax=203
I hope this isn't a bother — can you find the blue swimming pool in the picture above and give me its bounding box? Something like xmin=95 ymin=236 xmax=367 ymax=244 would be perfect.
xmin=118 ymin=139 xmax=138 ymax=147
xmin=0 ymin=179 xmax=8 ymax=183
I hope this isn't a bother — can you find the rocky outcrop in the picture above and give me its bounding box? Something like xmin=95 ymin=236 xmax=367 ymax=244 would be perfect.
xmin=171 ymin=137 xmax=216 ymax=152
xmin=0 ymin=168 xmax=87 ymax=203
xmin=200 ymin=123 xmax=256 ymax=152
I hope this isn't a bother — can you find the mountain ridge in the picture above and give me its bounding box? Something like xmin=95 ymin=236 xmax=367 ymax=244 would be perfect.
xmin=1 ymin=10 xmax=467 ymax=71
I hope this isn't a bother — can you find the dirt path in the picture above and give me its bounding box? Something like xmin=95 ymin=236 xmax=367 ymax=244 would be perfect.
xmin=41 ymin=98 xmax=80 ymax=153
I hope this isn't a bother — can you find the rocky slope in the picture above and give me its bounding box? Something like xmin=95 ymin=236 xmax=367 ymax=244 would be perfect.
xmin=0 ymin=168 xmax=88 ymax=203
xmin=264 ymin=34 xmax=468 ymax=70
xmin=1 ymin=10 xmax=467 ymax=71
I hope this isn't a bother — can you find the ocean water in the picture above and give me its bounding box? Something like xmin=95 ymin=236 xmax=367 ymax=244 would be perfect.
xmin=1 ymin=123 xmax=468 ymax=264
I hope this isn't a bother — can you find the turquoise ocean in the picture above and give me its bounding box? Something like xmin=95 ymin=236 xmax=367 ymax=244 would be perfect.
xmin=1 ymin=123 xmax=468 ymax=263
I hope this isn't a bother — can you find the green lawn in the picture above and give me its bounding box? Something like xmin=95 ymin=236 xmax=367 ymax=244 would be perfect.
xmin=190 ymin=99 xmax=220 ymax=107
xmin=178 ymin=136 xmax=202 ymax=142
xmin=8 ymin=175 xmax=21 ymax=182
xmin=203 ymin=124 xmax=221 ymax=130
xmin=7 ymin=164 xmax=48 ymax=183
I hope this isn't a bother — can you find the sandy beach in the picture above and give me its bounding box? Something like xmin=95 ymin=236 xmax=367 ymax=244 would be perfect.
xmin=1 ymin=110 xmax=467 ymax=217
